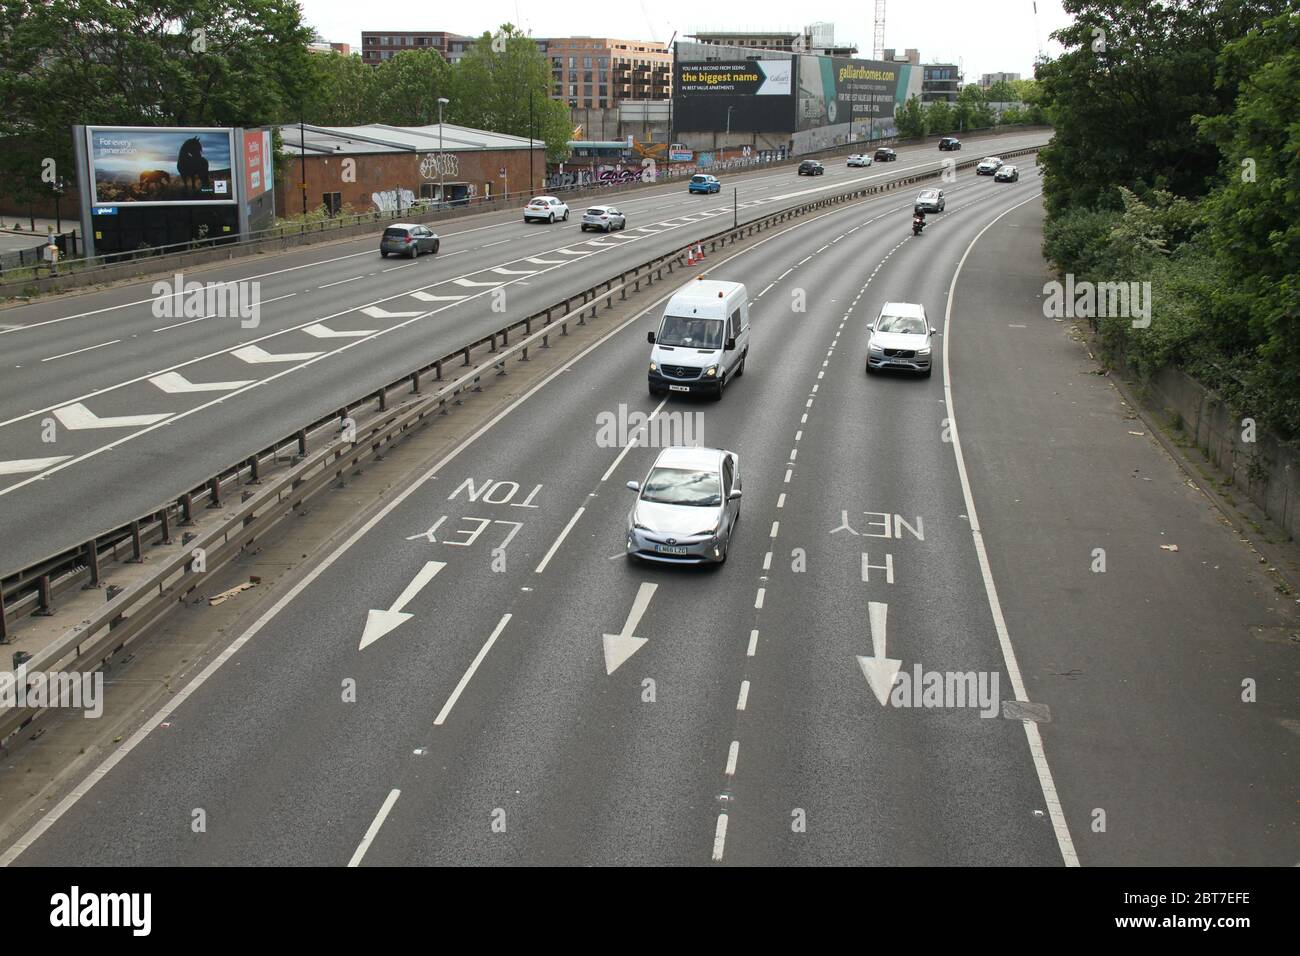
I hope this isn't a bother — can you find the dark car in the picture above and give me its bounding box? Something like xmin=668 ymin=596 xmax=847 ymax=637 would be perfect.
xmin=938 ymin=137 xmax=961 ymax=151
xmin=874 ymin=148 xmax=897 ymax=162
xmin=380 ymin=224 xmax=439 ymax=258
xmin=994 ymin=164 xmax=1020 ymax=182
xmin=798 ymin=160 xmax=825 ymax=176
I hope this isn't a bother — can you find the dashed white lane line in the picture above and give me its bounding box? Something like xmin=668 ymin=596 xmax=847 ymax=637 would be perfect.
xmin=535 ymin=507 xmax=586 ymax=574
xmin=725 ymin=741 xmax=740 ymax=776
xmin=320 ymin=275 xmax=363 ymax=288
xmin=784 ymin=469 xmax=792 ymax=482
xmin=347 ymin=788 xmax=401 ymax=867
xmin=769 ymin=521 xmax=779 ymax=538
xmin=747 ymin=630 xmax=759 ymax=656
xmin=736 ymin=682 xmax=751 ymax=711
xmin=754 ymin=588 xmax=765 ymax=609
xmin=41 ymin=339 xmax=120 ymax=362
xmin=434 ymin=613 xmax=512 ymax=726
xmin=481 ymin=238 xmax=511 ymax=247
xmin=599 ymin=398 xmax=668 ymax=482
xmin=152 ymin=292 xmax=299 ymax=332
xmin=763 ymin=551 xmax=772 ymax=569
xmin=712 ymin=813 xmax=729 ymax=862
xmin=777 ymin=493 xmax=786 ymax=508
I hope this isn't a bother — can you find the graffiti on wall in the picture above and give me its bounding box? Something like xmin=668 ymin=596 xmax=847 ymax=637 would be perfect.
xmin=419 ymin=153 xmax=459 ymax=179
xmin=545 ymin=160 xmax=658 ymax=191
xmin=372 ymin=186 xmax=417 ymax=213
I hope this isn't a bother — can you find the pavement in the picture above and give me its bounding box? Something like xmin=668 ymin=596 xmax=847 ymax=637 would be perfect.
xmin=4 ymin=156 xmax=1292 ymax=866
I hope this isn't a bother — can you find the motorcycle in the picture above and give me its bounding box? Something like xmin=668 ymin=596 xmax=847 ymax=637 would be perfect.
xmin=912 ymin=215 xmax=926 ymax=236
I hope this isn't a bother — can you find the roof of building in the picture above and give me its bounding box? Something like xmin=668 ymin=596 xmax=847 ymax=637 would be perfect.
xmin=277 ymin=123 xmax=541 ymax=156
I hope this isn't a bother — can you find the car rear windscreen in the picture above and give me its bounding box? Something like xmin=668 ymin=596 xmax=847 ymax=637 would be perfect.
xmin=383 ymin=228 xmax=410 ymax=239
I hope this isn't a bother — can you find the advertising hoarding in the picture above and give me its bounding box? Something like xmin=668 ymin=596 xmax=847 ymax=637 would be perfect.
xmin=672 ymin=59 xmax=797 ymax=133
xmin=243 ymin=129 xmax=273 ymax=198
xmin=796 ymin=56 xmax=905 ymax=131
xmin=85 ymin=126 xmax=236 ymax=206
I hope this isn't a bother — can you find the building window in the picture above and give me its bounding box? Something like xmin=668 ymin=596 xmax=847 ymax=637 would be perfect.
xmin=583 ymin=56 xmax=592 ymax=69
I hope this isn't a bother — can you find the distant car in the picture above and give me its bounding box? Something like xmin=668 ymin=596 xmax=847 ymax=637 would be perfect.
xmin=874 ymin=148 xmax=897 ymax=162
xmin=379 ymin=223 xmax=439 ymax=258
xmin=689 ymin=174 xmax=721 ymax=194
xmin=625 ymin=446 xmax=743 ymax=565
xmin=866 ymin=301 xmax=936 ymax=378
xmin=976 ymin=156 xmax=1004 ymax=175
xmin=798 ymin=160 xmax=825 ymax=176
xmin=994 ymin=164 xmax=1020 ymax=182
xmin=938 ymin=137 xmax=962 ymax=151
xmin=581 ymin=205 xmax=627 ymax=232
xmin=524 ymin=196 xmax=569 ymax=223
xmin=914 ymin=188 xmax=945 ymax=213
xmin=847 ymin=153 xmax=873 ymax=167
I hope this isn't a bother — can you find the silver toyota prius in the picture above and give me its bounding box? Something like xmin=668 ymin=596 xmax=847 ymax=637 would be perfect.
xmin=625 ymin=447 xmax=742 ymax=565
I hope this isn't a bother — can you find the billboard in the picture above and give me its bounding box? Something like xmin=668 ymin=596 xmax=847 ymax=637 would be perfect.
xmin=243 ymin=129 xmax=273 ymax=198
xmin=672 ymin=59 xmax=797 ymax=133
xmin=85 ymin=127 xmax=236 ymax=205
xmin=796 ymin=56 xmax=906 ymax=131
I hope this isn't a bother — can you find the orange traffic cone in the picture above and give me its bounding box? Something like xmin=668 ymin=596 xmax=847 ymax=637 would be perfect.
xmin=686 ymin=246 xmax=696 ymax=265
xmin=695 ymin=241 xmax=706 ymax=260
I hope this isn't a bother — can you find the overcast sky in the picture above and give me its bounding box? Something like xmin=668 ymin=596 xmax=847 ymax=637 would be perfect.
xmin=296 ymin=0 xmax=1074 ymax=83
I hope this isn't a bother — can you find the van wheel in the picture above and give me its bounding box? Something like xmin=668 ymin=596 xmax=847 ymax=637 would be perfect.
xmin=736 ymin=351 xmax=747 ymax=377
xmin=712 ymin=373 xmax=725 ymax=401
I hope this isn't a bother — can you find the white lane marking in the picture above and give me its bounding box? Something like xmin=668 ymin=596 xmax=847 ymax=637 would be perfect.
xmin=359 ymin=560 xmax=446 ymax=650
xmin=482 ymin=239 xmax=510 ymax=247
xmin=381 ymin=262 xmax=420 ymax=272
xmin=747 ymin=630 xmax=759 ymax=656
xmin=232 ymin=344 xmax=323 ymax=364
xmin=320 ymin=276 xmax=363 ymax=289
xmin=149 ymin=371 xmax=253 ymax=394
xmin=602 ymin=581 xmax=657 ymax=675
xmin=725 ymin=740 xmax=740 ymax=776
xmin=556 ymin=248 xmax=592 ymax=256
xmin=360 ymin=305 xmax=423 ymax=319
xmin=763 ymin=551 xmax=772 ymax=570
xmin=41 ymin=339 xmax=120 ymax=362
xmin=303 ymin=323 xmax=376 ymax=339
xmin=410 ymin=291 xmax=468 ymax=302
xmin=0 ymin=456 xmax=71 ymax=476
xmin=940 ymin=190 xmax=1078 ymax=867
xmin=347 ymin=789 xmax=401 ymax=867
xmin=712 ymin=813 xmax=728 ymax=862
xmin=452 ymin=277 xmax=503 ymax=287
xmin=151 ymin=292 xmax=299 ymax=332
xmin=0 ymin=179 xmax=949 ymax=863
xmin=599 ymin=398 xmax=668 ymax=482
xmin=776 ymin=494 xmax=785 ymax=508
xmin=535 ymin=506 xmax=586 ymax=574
xmin=754 ymin=588 xmax=765 ymax=609
xmin=769 ymin=521 xmax=779 ymax=538
xmin=758 ymin=283 xmax=774 ymax=297
xmin=736 ymin=681 xmax=750 ymax=711
xmin=784 ymin=469 xmax=792 ymax=483
xmin=52 ymin=403 xmax=170 ymax=430
xmin=490 ymin=266 xmax=536 ymax=275
xmin=525 ymin=257 xmax=566 ymax=265
xmin=435 ymin=613 xmax=512 ymax=725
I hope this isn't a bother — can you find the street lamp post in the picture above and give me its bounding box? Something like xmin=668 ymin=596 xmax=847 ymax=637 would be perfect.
xmin=437 ymin=97 xmax=450 ymax=207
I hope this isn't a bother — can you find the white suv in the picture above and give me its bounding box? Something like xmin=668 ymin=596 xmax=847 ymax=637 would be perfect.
xmin=524 ymin=196 xmax=569 ymax=223
xmin=866 ymin=302 xmax=937 ymax=377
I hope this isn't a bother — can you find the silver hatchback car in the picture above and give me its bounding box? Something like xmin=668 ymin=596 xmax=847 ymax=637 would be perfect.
xmin=581 ymin=205 xmax=627 ymax=232
xmin=626 ymin=447 xmax=742 ymax=565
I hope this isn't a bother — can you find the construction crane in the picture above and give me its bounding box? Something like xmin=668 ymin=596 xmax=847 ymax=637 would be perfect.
xmin=873 ymin=0 xmax=886 ymax=60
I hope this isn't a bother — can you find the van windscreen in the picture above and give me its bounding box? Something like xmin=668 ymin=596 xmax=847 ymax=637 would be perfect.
xmin=658 ymin=314 xmax=723 ymax=349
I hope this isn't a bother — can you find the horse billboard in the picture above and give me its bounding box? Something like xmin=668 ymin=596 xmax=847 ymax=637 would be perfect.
xmin=84 ymin=127 xmax=236 ymax=206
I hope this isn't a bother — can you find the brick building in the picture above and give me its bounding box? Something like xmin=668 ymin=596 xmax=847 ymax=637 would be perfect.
xmin=544 ymin=37 xmax=671 ymax=109
xmin=277 ymin=123 xmax=546 ymax=216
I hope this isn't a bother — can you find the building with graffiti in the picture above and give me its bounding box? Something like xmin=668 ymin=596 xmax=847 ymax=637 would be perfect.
xmin=275 ymin=123 xmax=546 ymax=217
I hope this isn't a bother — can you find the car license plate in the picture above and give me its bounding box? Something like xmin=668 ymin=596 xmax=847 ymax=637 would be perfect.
xmin=669 ymin=384 xmax=690 ymax=392
xmin=655 ymin=544 xmax=688 ymax=555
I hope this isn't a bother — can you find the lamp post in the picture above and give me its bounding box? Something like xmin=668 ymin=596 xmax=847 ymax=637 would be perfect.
xmin=437 ymin=97 xmax=450 ymax=207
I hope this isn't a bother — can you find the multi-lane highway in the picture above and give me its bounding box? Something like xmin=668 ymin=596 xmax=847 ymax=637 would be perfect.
xmin=6 ymin=151 xmax=1294 ymax=867
xmin=0 ymin=132 xmax=1048 ymax=574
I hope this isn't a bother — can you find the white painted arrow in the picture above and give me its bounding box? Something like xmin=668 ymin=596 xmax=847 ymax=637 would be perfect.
xmin=360 ymin=560 xmax=445 ymax=650
xmin=303 ymin=322 xmax=376 ymax=338
xmin=452 ymin=277 xmax=502 ymax=287
xmin=149 ymin=371 xmax=253 ymax=393
xmin=602 ymin=581 xmax=657 ymax=675
xmin=855 ymin=601 xmax=902 ymax=706
xmin=410 ymin=291 xmax=469 ymax=302
xmin=490 ymin=266 xmax=536 ymax=276
xmin=557 ymin=249 xmax=593 ymax=256
xmin=53 ymin=402 xmax=171 ymax=430
xmin=360 ymin=305 xmax=423 ymax=319
xmin=232 ymin=344 xmax=323 ymax=364
xmin=0 ymin=455 xmax=71 ymax=476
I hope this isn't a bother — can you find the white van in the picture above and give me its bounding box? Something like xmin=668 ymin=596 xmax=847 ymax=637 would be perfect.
xmin=647 ymin=278 xmax=750 ymax=399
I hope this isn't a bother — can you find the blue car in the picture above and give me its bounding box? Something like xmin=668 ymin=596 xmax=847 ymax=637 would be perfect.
xmin=689 ymin=174 xmax=721 ymax=194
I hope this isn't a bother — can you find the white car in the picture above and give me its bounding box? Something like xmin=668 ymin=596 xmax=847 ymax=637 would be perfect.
xmin=524 ymin=196 xmax=569 ymax=223
xmin=625 ymin=446 xmax=743 ymax=565
xmin=866 ymin=301 xmax=937 ymax=377
xmin=581 ymin=205 xmax=627 ymax=232
xmin=976 ymin=157 xmax=1004 ymax=175
xmin=847 ymin=153 xmax=873 ymax=167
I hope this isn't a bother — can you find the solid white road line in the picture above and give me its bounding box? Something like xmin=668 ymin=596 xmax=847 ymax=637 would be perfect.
xmin=940 ymin=189 xmax=1079 ymax=867
xmin=41 ymin=339 xmax=120 ymax=362
xmin=435 ymin=613 xmax=512 ymax=726
xmin=347 ymin=789 xmax=401 ymax=867
xmin=534 ymin=506 xmax=586 ymax=575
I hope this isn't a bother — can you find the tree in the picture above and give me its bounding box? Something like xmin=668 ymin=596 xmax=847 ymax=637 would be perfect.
xmin=304 ymin=52 xmax=380 ymax=126
xmin=924 ymin=99 xmax=953 ymax=135
xmin=954 ymin=84 xmax=994 ymax=131
xmin=984 ymin=80 xmax=1018 ymax=104
xmin=371 ymin=49 xmax=452 ymax=126
xmin=894 ymin=95 xmax=926 ymax=139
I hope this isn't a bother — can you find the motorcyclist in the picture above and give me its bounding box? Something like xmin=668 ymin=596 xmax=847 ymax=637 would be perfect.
xmin=912 ymin=208 xmax=926 ymax=234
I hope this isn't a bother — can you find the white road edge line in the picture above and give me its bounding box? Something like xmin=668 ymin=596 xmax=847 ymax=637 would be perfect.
xmin=347 ymin=788 xmax=401 ymax=867
xmin=940 ymin=189 xmax=1079 ymax=867
xmin=434 ymin=613 xmax=512 ymax=726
